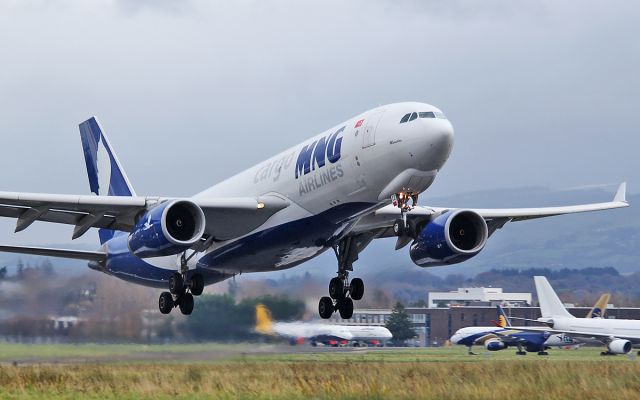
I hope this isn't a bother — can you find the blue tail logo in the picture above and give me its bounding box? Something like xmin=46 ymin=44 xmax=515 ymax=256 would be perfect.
xmin=79 ymin=117 xmax=136 ymax=244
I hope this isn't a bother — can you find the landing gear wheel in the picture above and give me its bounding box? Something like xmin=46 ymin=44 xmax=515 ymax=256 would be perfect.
xmin=393 ymin=219 xmax=407 ymax=236
xmin=158 ymin=292 xmax=174 ymax=314
xmin=190 ymin=274 xmax=204 ymax=296
xmin=338 ymin=297 xmax=354 ymax=319
xmin=537 ymin=351 xmax=549 ymax=356
xmin=516 ymin=351 xmax=526 ymax=356
xmin=179 ymin=293 xmax=194 ymax=315
xmin=318 ymin=296 xmax=334 ymax=319
xmin=329 ymin=277 xmax=345 ymax=300
xmin=350 ymin=278 xmax=364 ymax=301
xmin=169 ymin=272 xmax=184 ymax=295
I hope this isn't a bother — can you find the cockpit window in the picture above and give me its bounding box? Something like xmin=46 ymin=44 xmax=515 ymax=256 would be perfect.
xmin=402 ymin=111 xmax=446 ymax=124
xmin=419 ymin=111 xmax=447 ymax=119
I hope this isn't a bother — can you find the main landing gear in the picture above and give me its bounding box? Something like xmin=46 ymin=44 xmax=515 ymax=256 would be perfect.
xmin=318 ymin=236 xmax=366 ymax=320
xmin=158 ymin=253 xmax=205 ymax=315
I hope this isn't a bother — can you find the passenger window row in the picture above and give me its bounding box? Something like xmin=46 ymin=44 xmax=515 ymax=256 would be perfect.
xmin=399 ymin=111 xmax=447 ymax=123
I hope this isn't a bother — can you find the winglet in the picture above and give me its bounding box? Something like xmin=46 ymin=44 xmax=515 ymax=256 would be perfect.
xmin=614 ymin=182 xmax=627 ymax=203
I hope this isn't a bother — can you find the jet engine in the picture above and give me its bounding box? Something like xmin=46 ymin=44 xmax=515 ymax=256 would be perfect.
xmin=128 ymin=200 xmax=206 ymax=258
xmin=409 ymin=210 xmax=488 ymax=267
xmin=485 ymin=339 xmax=506 ymax=351
xmin=607 ymin=339 xmax=632 ymax=354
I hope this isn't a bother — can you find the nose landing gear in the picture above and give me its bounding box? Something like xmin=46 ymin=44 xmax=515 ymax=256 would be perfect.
xmin=391 ymin=192 xmax=418 ymax=237
xmin=318 ymin=236 xmax=368 ymax=320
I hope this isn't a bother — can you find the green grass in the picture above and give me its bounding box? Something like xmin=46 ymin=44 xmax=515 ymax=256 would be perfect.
xmin=233 ymin=346 xmax=639 ymax=363
xmin=0 ymin=342 xmax=250 ymax=362
xmin=0 ymin=344 xmax=638 ymax=399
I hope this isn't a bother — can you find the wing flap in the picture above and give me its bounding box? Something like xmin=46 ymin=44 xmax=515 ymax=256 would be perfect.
xmin=351 ymin=183 xmax=628 ymax=237
xmin=0 ymin=245 xmax=106 ymax=262
xmin=196 ymin=194 xmax=290 ymax=240
xmin=432 ymin=182 xmax=628 ymax=221
xmin=0 ymin=191 xmax=290 ymax=241
xmin=501 ymin=325 xmax=640 ymax=344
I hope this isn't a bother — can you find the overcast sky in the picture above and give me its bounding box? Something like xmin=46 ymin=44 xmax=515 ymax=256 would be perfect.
xmin=0 ymin=0 xmax=637 ymax=245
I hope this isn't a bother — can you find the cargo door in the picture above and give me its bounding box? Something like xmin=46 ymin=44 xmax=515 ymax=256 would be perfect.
xmin=362 ymin=110 xmax=385 ymax=149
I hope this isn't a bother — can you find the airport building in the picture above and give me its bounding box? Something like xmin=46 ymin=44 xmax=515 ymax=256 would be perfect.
xmin=427 ymin=287 xmax=531 ymax=308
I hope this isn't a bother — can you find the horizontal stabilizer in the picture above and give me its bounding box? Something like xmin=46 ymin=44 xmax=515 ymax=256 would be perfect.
xmin=0 ymin=245 xmax=106 ymax=262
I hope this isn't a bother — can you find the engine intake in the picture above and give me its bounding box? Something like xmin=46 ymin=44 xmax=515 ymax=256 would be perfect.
xmin=607 ymin=339 xmax=632 ymax=354
xmin=128 ymin=200 xmax=206 ymax=258
xmin=410 ymin=209 xmax=488 ymax=267
xmin=485 ymin=339 xmax=506 ymax=351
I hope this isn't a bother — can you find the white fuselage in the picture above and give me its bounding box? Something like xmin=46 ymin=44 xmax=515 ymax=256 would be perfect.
xmin=451 ymin=326 xmax=577 ymax=348
xmin=187 ymin=102 xmax=454 ymax=274
xmin=272 ymin=321 xmax=392 ymax=342
xmin=551 ymin=317 xmax=640 ymax=345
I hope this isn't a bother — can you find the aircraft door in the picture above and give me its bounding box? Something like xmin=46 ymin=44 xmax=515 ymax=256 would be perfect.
xmin=362 ymin=110 xmax=385 ymax=148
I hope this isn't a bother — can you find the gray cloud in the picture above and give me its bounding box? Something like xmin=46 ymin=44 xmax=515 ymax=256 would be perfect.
xmin=0 ymin=0 xmax=637 ymax=245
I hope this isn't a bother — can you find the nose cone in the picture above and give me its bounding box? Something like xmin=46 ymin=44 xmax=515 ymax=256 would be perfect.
xmin=413 ymin=117 xmax=454 ymax=172
xmin=431 ymin=119 xmax=454 ymax=157
xmin=450 ymin=332 xmax=462 ymax=344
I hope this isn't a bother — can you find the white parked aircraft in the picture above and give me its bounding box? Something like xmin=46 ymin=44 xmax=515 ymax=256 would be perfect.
xmin=0 ymin=103 xmax=628 ymax=318
xmin=255 ymin=304 xmax=391 ymax=346
xmin=451 ymin=294 xmax=610 ymax=355
xmin=515 ymin=277 xmax=640 ymax=355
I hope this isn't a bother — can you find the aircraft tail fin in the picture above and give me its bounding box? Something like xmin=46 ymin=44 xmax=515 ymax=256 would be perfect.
xmin=534 ymin=276 xmax=574 ymax=319
xmin=255 ymin=304 xmax=274 ymax=334
xmin=79 ymin=117 xmax=137 ymax=244
xmin=586 ymin=293 xmax=611 ymax=318
xmin=496 ymin=305 xmax=512 ymax=327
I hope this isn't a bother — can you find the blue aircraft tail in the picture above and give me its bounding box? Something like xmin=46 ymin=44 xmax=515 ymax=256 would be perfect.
xmin=496 ymin=305 xmax=512 ymax=328
xmin=79 ymin=117 xmax=136 ymax=244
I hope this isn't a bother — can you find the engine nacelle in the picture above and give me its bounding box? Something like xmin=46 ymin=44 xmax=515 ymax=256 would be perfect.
xmin=409 ymin=209 xmax=488 ymax=267
xmin=128 ymin=200 xmax=206 ymax=258
xmin=607 ymin=339 xmax=632 ymax=354
xmin=485 ymin=339 xmax=506 ymax=351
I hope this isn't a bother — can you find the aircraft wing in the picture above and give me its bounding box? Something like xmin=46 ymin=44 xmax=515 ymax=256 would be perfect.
xmin=500 ymin=326 xmax=640 ymax=344
xmin=0 ymin=191 xmax=289 ymax=240
xmin=0 ymin=245 xmax=106 ymax=262
xmin=353 ymin=182 xmax=628 ymax=238
xmin=489 ymin=329 xmax=535 ymax=345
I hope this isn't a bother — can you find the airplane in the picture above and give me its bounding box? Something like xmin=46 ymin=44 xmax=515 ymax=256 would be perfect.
xmin=450 ymin=295 xmax=611 ymax=355
xmin=511 ymin=276 xmax=640 ymax=356
xmin=451 ymin=305 xmax=556 ymax=355
xmin=0 ymin=103 xmax=628 ymax=319
xmin=254 ymin=304 xmax=392 ymax=346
